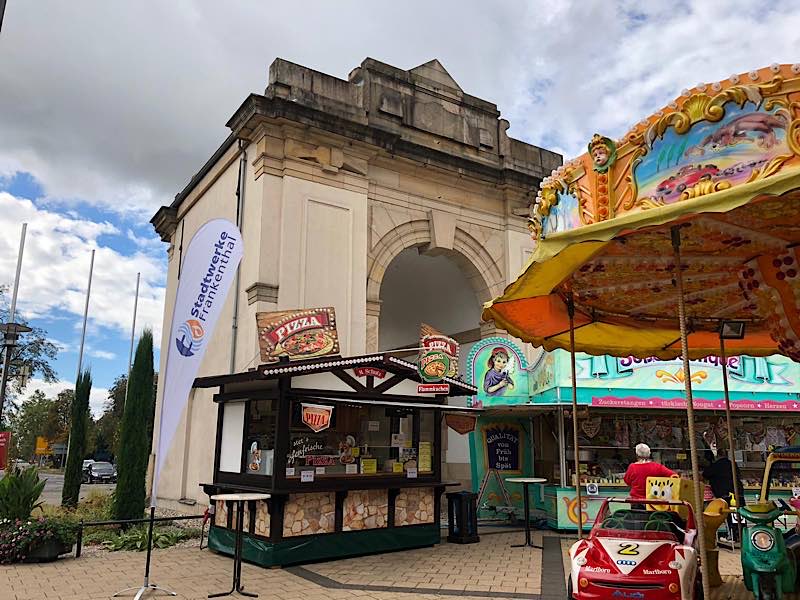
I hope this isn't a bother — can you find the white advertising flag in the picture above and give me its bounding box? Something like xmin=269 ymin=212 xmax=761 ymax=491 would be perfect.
xmin=151 ymin=218 xmax=243 ymax=506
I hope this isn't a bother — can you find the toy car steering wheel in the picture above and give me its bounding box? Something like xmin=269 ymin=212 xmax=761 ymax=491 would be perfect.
xmin=602 ymin=517 xmax=625 ymax=530
xmin=645 ymin=519 xmax=671 ymax=532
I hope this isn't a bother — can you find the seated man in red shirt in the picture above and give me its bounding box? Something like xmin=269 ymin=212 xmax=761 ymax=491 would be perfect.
xmin=624 ymin=443 xmax=676 ymax=498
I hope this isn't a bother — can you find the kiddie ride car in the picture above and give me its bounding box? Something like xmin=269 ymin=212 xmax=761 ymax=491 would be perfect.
xmin=568 ymin=498 xmax=701 ymax=600
xmin=739 ymin=446 xmax=800 ymax=600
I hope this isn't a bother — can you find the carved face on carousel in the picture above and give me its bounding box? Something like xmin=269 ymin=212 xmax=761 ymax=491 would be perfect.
xmin=588 ymin=134 xmax=617 ymax=173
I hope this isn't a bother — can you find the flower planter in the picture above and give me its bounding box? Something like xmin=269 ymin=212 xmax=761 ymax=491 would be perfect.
xmin=24 ymin=539 xmax=72 ymax=563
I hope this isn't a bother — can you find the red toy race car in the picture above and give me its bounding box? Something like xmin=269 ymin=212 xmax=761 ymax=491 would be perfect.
xmin=655 ymin=164 xmax=719 ymax=199
xmin=567 ymin=499 xmax=701 ymax=600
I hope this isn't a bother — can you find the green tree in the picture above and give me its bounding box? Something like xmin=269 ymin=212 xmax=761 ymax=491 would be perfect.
xmin=61 ymin=370 xmax=92 ymax=508
xmin=9 ymin=390 xmax=51 ymax=459
xmin=0 ymin=286 xmax=59 ymax=428
xmin=86 ymin=376 xmax=127 ymax=461
xmin=114 ymin=330 xmax=154 ymax=521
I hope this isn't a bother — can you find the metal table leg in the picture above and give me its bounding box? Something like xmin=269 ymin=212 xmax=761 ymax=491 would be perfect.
xmin=511 ymin=484 xmax=542 ymax=549
xmin=209 ymin=501 xmax=258 ymax=598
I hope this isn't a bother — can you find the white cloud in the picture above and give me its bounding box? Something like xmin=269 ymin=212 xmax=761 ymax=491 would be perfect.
xmin=88 ymin=349 xmax=117 ymax=361
xmin=515 ymin=1 xmax=800 ymax=159
xmin=19 ymin=378 xmax=110 ymax=418
xmin=0 ymin=193 xmax=166 ymax=343
xmin=2 ymin=1 xmax=799 ymax=214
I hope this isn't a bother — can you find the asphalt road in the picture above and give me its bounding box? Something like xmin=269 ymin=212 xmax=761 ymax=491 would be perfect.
xmin=4 ymin=471 xmax=117 ymax=505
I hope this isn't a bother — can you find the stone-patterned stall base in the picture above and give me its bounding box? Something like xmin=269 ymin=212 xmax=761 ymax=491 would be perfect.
xmin=283 ymin=492 xmax=335 ymax=537
xmin=214 ymin=499 xmax=270 ymax=537
xmin=253 ymin=500 xmax=270 ymax=537
xmin=214 ymin=500 xmax=228 ymax=527
xmin=395 ymin=488 xmax=434 ymax=526
xmin=342 ymin=489 xmax=388 ymax=531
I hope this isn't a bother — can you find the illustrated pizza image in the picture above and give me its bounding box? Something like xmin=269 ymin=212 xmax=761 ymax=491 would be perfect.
xmin=423 ymin=361 xmax=446 ymax=378
xmin=281 ymin=331 xmax=335 ymax=356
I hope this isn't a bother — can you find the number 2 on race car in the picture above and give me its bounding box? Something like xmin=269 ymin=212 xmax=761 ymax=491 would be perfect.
xmin=617 ymin=543 xmax=640 ymax=555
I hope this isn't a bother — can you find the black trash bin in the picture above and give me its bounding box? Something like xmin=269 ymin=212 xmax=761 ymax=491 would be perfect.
xmin=446 ymin=491 xmax=480 ymax=543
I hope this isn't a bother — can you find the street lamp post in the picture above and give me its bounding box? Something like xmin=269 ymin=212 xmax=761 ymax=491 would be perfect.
xmin=0 ymin=224 xmax=30 ymax=427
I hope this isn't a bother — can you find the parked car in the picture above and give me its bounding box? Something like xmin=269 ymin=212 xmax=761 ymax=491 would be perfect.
xmin=9 ymin=459 xmax=33 ymax=470
xmin=85 ymin=461 xmax=116 ymax=484
xmin=567 ymin=498 xmax=700 ymax=600
xmin=81 ymin=459 xmax=95 ymax=482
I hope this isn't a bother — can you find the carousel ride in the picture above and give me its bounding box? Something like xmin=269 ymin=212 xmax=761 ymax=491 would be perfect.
xmin=483 ymin=63 xmax=800 ymax=599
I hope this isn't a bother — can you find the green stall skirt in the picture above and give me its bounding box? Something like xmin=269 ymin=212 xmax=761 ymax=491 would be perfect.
xmin=208 ymin=525 xmax=441 ymax=567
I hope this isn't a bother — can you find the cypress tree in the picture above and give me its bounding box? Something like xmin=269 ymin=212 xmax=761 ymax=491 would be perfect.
xmin=114 ymin=329 xmax=154 ymax=521
xmin=61 ymin=369 xmax=92 ymax=507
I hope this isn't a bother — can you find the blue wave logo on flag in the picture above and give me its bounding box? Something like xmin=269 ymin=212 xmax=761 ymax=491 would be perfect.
xmin=175 ymin=319 xmax=205 ymax=357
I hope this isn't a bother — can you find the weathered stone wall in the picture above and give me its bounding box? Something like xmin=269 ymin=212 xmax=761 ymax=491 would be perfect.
xmin=395 ymin=488 xmax=435 ymax=526
xmin=342 ymin=490 xmax=389 ymax=530
xmin=282 ymin=493 xmax=336 ymax=537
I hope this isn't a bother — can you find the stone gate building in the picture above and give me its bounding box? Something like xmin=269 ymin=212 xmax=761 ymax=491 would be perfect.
xmin=151 ymin=57 xmax=561 ymax=509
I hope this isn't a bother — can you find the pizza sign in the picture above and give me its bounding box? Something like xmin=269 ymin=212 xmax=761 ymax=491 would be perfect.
xmin=418 ymin=334 xmax=459 ymax=382
xmin=301 ymin=403 xmax=333 ymax=433
xmin=257 ymin=307 xmax=339 ymax=363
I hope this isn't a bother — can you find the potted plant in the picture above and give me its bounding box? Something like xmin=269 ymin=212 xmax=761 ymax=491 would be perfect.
xmin=0 ymin=466 xmax=78 ymax=563
xmin=0 ymin=516 xmax=78 ymax=563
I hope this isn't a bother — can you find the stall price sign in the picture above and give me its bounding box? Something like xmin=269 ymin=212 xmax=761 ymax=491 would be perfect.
xmin=301 ymin=403 xmax=333 ymax=433
xmin=257 ymin=307 xmax=339 ymax=363
xmin=484 ymin=424 xmax=522 ymax=472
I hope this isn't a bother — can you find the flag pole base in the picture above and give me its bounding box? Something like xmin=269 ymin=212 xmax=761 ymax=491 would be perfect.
xmin=113 ymin=579 xmax=177 ymax=600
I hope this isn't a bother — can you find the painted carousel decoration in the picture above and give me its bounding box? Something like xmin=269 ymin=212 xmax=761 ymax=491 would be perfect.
xmin=513 ymin=63 xmax=800 ymax=360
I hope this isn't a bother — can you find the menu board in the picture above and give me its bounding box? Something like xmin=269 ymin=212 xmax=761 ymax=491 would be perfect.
xmin=484 ymin=424 xmax=521 ymax=472
xmin=419 ymin=442 xmax=432 ymax=472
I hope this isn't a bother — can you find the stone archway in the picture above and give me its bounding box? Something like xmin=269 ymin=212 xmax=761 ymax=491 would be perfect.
xmin=366 ymin=216 xmax=505 ymax=352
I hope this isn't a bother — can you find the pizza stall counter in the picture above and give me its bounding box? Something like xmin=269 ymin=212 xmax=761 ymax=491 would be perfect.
xmin=196 ymin=352 xmax=479 ymax=567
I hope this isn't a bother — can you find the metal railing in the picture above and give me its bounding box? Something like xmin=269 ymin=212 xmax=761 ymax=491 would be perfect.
xmin=75 ymin=514 xmax=207 ymax=558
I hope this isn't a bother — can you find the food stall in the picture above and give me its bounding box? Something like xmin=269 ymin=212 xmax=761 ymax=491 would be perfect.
xmin=530 ymin=350 xmax=800 ymax=531
xmin=466 ymin=337 xmax=800 ymax=531
xmin=198 ymin=308 xmax=478 ymax=567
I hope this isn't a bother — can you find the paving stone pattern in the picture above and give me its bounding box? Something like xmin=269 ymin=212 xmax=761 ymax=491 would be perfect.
xmin=1 ymin=528 xmax=787 ymax=600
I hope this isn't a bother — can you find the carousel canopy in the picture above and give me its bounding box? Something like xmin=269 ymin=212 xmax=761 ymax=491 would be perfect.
xmin=483 ymin=64 xmax=800 ymax=359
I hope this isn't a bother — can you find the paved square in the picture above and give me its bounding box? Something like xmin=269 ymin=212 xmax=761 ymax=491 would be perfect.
xmin=1 ymin=528 xmax=792 ymax=600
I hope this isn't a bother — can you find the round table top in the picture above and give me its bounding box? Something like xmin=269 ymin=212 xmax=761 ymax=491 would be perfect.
xmin=210 ymin=493 xmax=271 ymax=501
xmin=504 ymin=477 xmax=548 ymax=484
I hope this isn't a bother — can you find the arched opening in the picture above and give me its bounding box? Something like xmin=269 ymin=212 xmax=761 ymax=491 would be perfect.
xmin=378 ymin=247 xmax=483 ymax=488
xmin=378 ymin=248 xmax=482 ymax=352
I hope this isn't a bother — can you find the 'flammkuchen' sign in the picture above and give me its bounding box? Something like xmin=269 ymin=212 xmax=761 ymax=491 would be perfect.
xmin=257 ymin=307 xmax=340 ymax=363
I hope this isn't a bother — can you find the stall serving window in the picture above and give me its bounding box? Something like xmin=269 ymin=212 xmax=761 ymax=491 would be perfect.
xmin=215 ymin=389 xmax=278 ymax=484
xmin=565 ymin=410 xmax=800 ymax=491
xmin=244 ymin=398 xmax=277 ymax=476
xmin=286 ymin=400 xmax=435 ymax=479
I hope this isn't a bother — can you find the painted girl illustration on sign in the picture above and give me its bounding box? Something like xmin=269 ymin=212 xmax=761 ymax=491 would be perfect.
xmin=483 ymin=347 xmax=516 ymax=396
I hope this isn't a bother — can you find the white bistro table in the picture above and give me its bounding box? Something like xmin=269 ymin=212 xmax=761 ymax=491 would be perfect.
xmin=504 ymin=477 xmax=547 ymax=548
xmin=209 ymin=493 xmax=271 ymax=598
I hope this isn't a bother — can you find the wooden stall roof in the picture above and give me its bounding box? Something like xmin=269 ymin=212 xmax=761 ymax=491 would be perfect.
xmin=193 ymin=351 xmax=479 ymax=397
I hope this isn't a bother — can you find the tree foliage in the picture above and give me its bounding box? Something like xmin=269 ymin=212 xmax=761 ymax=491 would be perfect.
xmin=8 ymin=388 xmax=71 ymax=462
xmin=61 ymin=370 xmax=91 ymax=508
xmin=114 ymin=330 xmax=154 ymax=521
xmin=0 ymin=286 xmax=59 ymax=428
xmin=90 ymin=376 xmax=126 ymax=461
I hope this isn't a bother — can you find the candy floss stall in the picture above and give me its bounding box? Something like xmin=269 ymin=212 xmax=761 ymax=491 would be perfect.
xmin=198 ymin=307 xmax=478 ymax=567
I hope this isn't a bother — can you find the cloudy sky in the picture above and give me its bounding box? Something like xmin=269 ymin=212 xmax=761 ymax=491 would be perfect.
xmin=1 ymin=0 xmax=799 ymax=415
